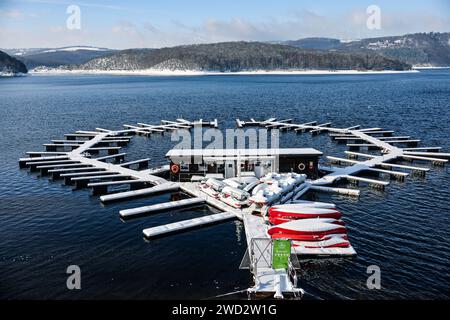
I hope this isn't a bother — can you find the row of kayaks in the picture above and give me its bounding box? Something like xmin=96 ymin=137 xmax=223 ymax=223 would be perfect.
xmin=199 ymin=177 xmax=255 ymax=208
xmin=249 ymin=173 xmax=306 ymax=206
xmin=198 ymin=173 xmax=307 ymax=208
xmin=267 ymin=202 xmax=352 ymax=249
xmin=196 ymin=173 xmax=354 ymax=252
xmin=269 ymin=207 xmax=342 ymax=224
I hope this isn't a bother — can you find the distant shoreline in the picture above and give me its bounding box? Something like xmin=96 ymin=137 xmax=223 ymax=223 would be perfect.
xmin=0 ymin=72 xmax=27 ymax=77
xmin=29 ymin=68 xmax=420 ymax=76
xmin=412 ymin=66 xmax=450 ymax=70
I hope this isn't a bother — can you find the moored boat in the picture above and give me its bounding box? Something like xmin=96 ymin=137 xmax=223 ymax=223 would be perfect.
xmin=269 ymin=206 xmax=342 ymax=219
xmin=268 ymin=219 xmax=347 ymax=239
xmin=271 ymin=232 xmax=348 ymax=241
xmin=269 ymin=215 xmax=344 ymax=225
xmin=292 ymin=234 xmax=350 ymax=248
xmin=274 ymin=200 xmax=336 ymax=209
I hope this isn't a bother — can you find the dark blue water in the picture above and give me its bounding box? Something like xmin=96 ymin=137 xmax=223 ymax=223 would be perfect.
xmin=0 ymin=71 xmax=449 ymax=299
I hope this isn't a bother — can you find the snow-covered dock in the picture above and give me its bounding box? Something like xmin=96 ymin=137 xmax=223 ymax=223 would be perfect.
xmin=120 ymin=197 xmax=205 ymax=218
xmin=143 ymin=211 xmax=236 ymax=238
xmin=19 ymin=116 xmax=448 ymax=300
xmin=100 ymin=182 xmax=179 ymax=203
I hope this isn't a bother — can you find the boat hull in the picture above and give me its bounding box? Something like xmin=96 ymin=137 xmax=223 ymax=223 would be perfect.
xmin=269 ymin=207 xmax=342 ymax=220
xmin=271 ymin=232 xmax=348 ymax=241
xmin=268 ymin=220 xmax=347 ymax=239
xmin=269 ymin=216 xmax=344 ymax=225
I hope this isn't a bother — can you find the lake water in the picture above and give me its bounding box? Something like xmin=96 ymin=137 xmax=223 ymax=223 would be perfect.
xmin=0 ymin=71 xmax=449 ymax=299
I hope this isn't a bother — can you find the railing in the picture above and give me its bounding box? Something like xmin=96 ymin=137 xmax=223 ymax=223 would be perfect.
xmin=288 ymin=254 xmax=302 ymax=298
xmin=249 ymin=238 xmax=273 ymax=281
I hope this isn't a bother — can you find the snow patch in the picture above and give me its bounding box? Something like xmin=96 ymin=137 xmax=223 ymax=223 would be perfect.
xmin=30 ymin=67 xmax=419 ymax=76
xmin=43 ymin=46 xmax=108 ymax=53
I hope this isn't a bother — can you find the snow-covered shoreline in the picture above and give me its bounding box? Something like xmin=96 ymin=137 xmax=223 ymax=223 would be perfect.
xmin=29 ymin=68 xmax=420 ymax=76
xmin=0 ymin=72 xmax=27 ymax=77
xmin=412 ymin=66 xmax=450 ymax=70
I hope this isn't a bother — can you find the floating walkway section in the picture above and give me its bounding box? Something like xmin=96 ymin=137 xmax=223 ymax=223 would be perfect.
xmin=100 ymin=182 xmax=179 ymax=203
xmin=240 ymin=117 xmax=448 ymax=192
xmin=137 ymin=183 xmax=243 ymax=239
xmin=18 ymin=119 xmax=203 ymax=188
xmin=143 ymin=211 xmax=236 ymax=238
xmin=120 ymin=197 xmax=205 ymax=218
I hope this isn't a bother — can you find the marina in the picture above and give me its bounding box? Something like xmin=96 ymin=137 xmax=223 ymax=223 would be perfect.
xmin=2 ymin=0 xmax=450 ymax=304
xmin=18 ymin=115 xmax=449 ymax=299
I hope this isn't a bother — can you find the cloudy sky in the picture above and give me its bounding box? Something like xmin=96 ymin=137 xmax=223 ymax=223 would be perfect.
xmin=1 ymin=0 xmax=449 ymax=49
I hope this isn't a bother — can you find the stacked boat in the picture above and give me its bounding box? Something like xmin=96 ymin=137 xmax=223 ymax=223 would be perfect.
xmin=267 ymin=201 xmax=356 ymax=256
xmin=200 ymin=178 xmax=225 ymax=198
xmin=248 ymin=173 xmax=306 ymax=206
xmin=199 ymin=173 xmax=306 ymax=209
xmin=199 ymin=176 xmax=257 ymax=208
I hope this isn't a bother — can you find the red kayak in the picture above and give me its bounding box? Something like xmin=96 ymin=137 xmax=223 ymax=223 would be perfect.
xmin=269 ymin=215 xmax=345 ymax=226
xmin=268 ymin=219 xmax=347 ymax=238
xmin=292 ymin=236 xmax=350 ymax=248
xmin=271 ymin=232 xmax=348 ymax=242
xmin=269 ymin=207 xmax=342 ymax=220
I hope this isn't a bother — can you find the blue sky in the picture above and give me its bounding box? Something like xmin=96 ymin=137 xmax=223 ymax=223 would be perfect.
xmin=1 ymin=0 xmax=449 ymax=48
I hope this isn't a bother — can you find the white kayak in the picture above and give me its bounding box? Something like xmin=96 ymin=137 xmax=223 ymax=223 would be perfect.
xmin=292 ymin=234 xmax=350 ymax=248
xmin=269 ymin=214 xmax=344 ymax=225
xmin=277 ymin=200 xmax=336 ymax=209
xmin=272 ymin=217 xmax=343 ymax=225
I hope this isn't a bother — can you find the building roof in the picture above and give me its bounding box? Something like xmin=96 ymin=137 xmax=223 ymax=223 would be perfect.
xmin=166 ymin=148 xmax=322 ymax=158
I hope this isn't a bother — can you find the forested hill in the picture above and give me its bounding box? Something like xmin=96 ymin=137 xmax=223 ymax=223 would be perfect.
xmin=281 ymin=32 xmax=450 ymax=67
xmin=78 ymin=42 xmax=411 ymax=72
xmin=0 ymin=50 xmax=28 ymax=75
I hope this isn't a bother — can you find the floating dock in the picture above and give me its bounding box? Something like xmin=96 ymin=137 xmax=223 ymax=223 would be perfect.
xmin=19 ymin=116 xmax=448 ymax=300
xmin=143 ymin=212 xmax=236 ymax=238
xmin=120 ymin=197 xmax=205 ymax=218
xmin=100 ymin=182 xmax=179 ymax=203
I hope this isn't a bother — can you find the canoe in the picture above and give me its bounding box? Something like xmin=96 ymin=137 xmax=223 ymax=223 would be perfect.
xmin=269 ymin=215 xmax=344 ymax=225
xmin=268 ymin=219 xmax=347 ymax=238
xmin=271 ymin=232 xmax=348 ymax=242
xmin=274 ymin=200 xmax=336 ymax=209
xmin=269 ymin=206 xmax=342 ymax=219
xmin=292 ymin=235 xmax=350 ymax=248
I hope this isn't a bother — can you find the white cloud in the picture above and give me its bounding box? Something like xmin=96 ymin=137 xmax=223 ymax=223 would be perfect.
xmin=0 ymin=9 xmax=23 ymax=19
xmin=1 ymin=7 xmax=450 ymax=49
